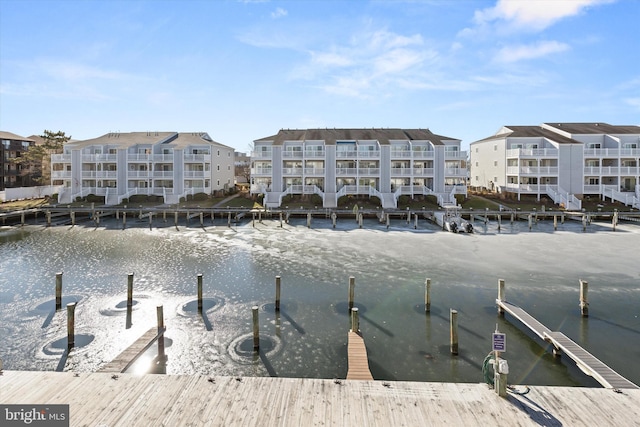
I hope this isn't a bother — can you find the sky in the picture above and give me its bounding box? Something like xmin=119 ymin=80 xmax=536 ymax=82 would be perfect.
xmin=1 ymin=0 xmax=639 ymax=153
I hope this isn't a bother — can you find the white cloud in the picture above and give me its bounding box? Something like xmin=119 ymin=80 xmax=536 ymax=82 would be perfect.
xmin=474 ymin=0 xmax=614 ymax=31
xmin=494 ymin=40 xmax=570 ymax=63
xmin=271 ymin=8 xmax=287 ymax=19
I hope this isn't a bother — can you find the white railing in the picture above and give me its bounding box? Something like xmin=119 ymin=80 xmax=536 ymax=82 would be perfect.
xmin=251 ymin=167 xmax=272 ymax=175
xmin=152 ymin=154 xmax=174 ymax=163
xmin=127 ymin=154 xmax=152 ymax=162
xmin=251 ymin=151 xmax=273 ymax=159
xmin=413 ymin=150 xmax=434 ymax=159
xmin=51 ymin=154 xmax=71 ymax=162
xmin=184 ymin=154 xmax=210 ymax=162
xmin=282 ymin=151 xmax=303 ymax=158
xmin=283 ymin=168 xmax=303 ymax=175
xmin=444 ymin=151 xmax=467 ymax=159
xmin=508 ymin=166 xmax=559 ymax=175
xmin=304 ymin=168 xmax=325 ymax=175
xmin=413 ymin=168 xmax=434 ymax=176
xmin=390 ymin=150 xmax=412 ymax=158
xmin=390 ymin=167 xmax=412 ymax=176
xmin=357 ymin=150 xmax=380 ymax=158
xmin=183 ymin=171 xmax=203 ymax=178
xmin=52 ymin=170 xmax=72 ymax=179
xmin=584 ymin=166 xmax=621 ymax=175
xmin=82 ymin=154 xmax=117 ymax=162
xmin=336 ymin=151 xmax=358 ymax=158
xmin=603 ymin=185 xmax=639 ymax=208
xmin=546 ymin=185 xmax=581 ymax=210
xmin=336 ymin=168 xmax=358 ymax=175
xmin=358 ymin=168 xmax=380 ymax=176
xmin=444 ymin=168 xmax=466 ymax=176
xmin=304 ymin=150 xmax=325 ymax=158
xmin=583 ymin=185 xmax=600 ymax=194
xmin=506 ymin=148 xmax=559 ymax=158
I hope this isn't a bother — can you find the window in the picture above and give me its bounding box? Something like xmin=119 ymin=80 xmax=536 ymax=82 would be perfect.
xmin=475 ymin=162 xmax=478 ymax=167
xmin=494 ymin=161 xmax=498 ymax=166
xmin=494 ymin=145 xmax=497 ymax=151
xmin=494 ymin=177 xmax=498 ymax=182
xmin=217 ymin=165 xmax=220 ymax=171
xmin=217 ymin=150 xmax=220 ymax=156
xmin=228 ymin=166 xmax=231 ymax=170
xmin=475 ymin=148 xmax=478 ymax=153
xmin=588 ymin=178 xmax=599 ymax=185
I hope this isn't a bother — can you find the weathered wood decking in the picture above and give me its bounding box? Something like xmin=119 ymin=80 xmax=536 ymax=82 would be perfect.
xmin=98 ymin=327 xmax=165 ymax=373
xmin=346 ymin=331 xmax=373 ymax=380
xmin=497 ymin=299 xmax=639 ymax=390
xmin=1 ymin=371 xmax=639 ymax=426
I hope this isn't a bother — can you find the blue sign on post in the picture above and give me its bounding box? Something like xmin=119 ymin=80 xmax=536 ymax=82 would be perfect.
xmin=492 ymin=332 xmax=506 ymax=352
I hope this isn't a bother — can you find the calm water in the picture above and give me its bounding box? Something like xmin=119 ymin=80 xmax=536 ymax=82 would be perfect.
xmin=1 ymin=214 xmax=639 ymax=387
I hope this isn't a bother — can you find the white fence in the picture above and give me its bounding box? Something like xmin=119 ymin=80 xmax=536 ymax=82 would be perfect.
xmin=0 ymin=185 xmax=64 ymax=202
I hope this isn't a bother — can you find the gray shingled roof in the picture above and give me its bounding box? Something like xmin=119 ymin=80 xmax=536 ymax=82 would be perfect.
xmin=543 ymin=123 xmax=640 ymax=134
xmin=65 ymin=132 xmax=232 ymax=150
xmin=254 ymin=128 xmax=458 ymax=146
xmin=471 ymin=126 xmax=580 ymax=145
xmin=0 ymin=131 xmax=35 ymax=142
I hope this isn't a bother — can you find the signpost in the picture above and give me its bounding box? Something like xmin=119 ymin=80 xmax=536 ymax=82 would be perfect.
xmin=493 ymin=326 xmax=507 ymax=397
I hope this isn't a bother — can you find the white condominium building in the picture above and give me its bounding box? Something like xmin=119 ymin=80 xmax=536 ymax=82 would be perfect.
xmin=470 ymin=123 xmax=640 ymax=210
xmin=51 ymin=132 xmax=235 ymax=205
xmin=250 ymin=128 xmax=467 ymax=209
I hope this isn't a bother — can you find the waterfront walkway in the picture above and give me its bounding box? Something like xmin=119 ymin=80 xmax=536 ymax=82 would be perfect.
xmin=1 ymin=371 xmax=639 ymax=426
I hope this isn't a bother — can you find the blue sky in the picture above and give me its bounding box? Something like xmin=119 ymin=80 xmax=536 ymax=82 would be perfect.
xmin=1 ymin=0 xmax=638 ymax=152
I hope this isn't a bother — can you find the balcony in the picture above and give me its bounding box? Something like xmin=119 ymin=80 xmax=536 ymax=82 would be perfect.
xmin=506 ymin=148 xmax=559 ymax=158
xmin=251 ymin=167 xmax=272 ymax=176
xmin=413 ymin=167 xmax=434 ymax=176
xmin=304 ymin=167 xmax=325 ymax=175
xmin=358 ymin=168 xmax=380 ymax=176
xmin=584 ymin=148 xmax=640 ymax=158
xmin=81 ymin=171 xmax=117 ymax=178
xmin=251 ymin=150 xmax=273 ymax=159
xmin=507 ymin=166 xmax=559 ymax=175
xmin=82 ymin=154 xmax=117 ymax=162
xmin=445 ymin=151 xmax=467 ymax=159
xmin=584 ymin=166 xmax=620 ymax=175
xmin=444 ymin=168 xmax=467 ymax=176
xmin=184 ymin=154 xmax=211 ymax=162
xmin=357 ymin=150 xmax=380 ymax=159
xmin=336 ymin=150 xmax=358 ymax=158
xmin=413 ymin=150 xmax=434 ymax=159
xmin=127 ymin=170 xmax=151 ymax=178
xmin=390 ymin=150 xmax=412 ymax=159
xmin=128 ymin=154 xmax=152 ymax=162
xmin=304 ymin=149 xmax=325 ymax=159
xmin=282 ymin=167 xmax=303 ymax=175
xmin=154 ymin=171 xmax=175 ymax=178
xmin=336 ymin=168 xmax=358 ymax=175
xmin=152 ymin=154 xmax=174 ymax=163
xmin=51 ymin=154 xmax=71 ymax=162
xmin=282 ymin=150 xmax=303 ymax=158
xmin=51 ymin=170 xmax=72 ymax=179
xmin=390 ymin=167 xmax=412 ymax=177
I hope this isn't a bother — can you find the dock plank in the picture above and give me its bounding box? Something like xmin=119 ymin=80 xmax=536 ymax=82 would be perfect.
xmin=98 ymin=327 xmax=164 ymax=373
xmin=2 ymin=371 xmax=640 ymax=426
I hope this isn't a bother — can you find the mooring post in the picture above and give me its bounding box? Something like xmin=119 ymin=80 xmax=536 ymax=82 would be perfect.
xmin=579 ymin=279 xmax=589 ymax=317
xmin=348 ymin=276 xmax=355 ymax=311
xmin=67 ymin=302 xmax=76 ymax=349
xmin=275 ymin=276 xmax=281 ymax=311
xmin=497 ymin=214 xmax=501 ymax=231
xmin=252 ymin=213 xmax=255 ymax=227
xmin=149 ymin=212 xmax=153 ymax=229
xmin=21 ymin=212 xmax=25 ymax=226
xmin=197 ymin=273 xmax=203 ymax=311
xmin=425 ymin=278 xmax=431 ymax=313
xmin=554 ymin=215 xmax=558 ymax=230
xmin=200 ymin=212 xmax=204 ymax=227
xmin=561 ymin=213 xmax=565 ymax=224
xmin=123 ymin=211 xmax=127 ymax=229
xmin=46 ymin=211 xmax=51 ymax=227
xmin=252 ymin=305 xmax=260 ymax=349
xmin=228 ymin=212 xmax=232 ymax=227
xmin=358 ymin=213 xmax=363 ymax=228
xmin=498 ymin=279 xmax=505 ymax=316
xmin=510 ymin=212 xmax=514 ymax=224
xmin=450 ymin=309 xmax=458 ymax=355
xmin=55 ymin=272 xmax=63 ymax=310
xmin=307 ymin=212 xmax=311 ymax=228
xmin=163 ymin=210 xmax=166 ymax=222
xmin=612 ymin=209 xmax=618 ymax=231
xmin=528 ymin=214 xmax=532 ymax=231
xmin=71 ymin=211 xmax=75 ymax=226
xmin=332 ymin=212 xmax=337 ymax=228
xmin=351 ymin=307 xmax=360 ymax=333
xmin=116 ymin=210 xmax=119 ymax=220
xmin=414 ymin=213 xmax=418 ymax=229
xmin=157 ymin=305 xmax=165 ymax=356
xmin=174 ymin=211 xmax=179 ymax=227
xmin=582 ymin=214 xmax=587 ymax=232
xmin=280 ymin=211 xmax=284 ymax=228
xmin=485 ymin=208 xmax=488 ymax=224
xmin=386 ymin=213 xmax=390 ymax=229
xmin=127 ymin=273 xmax=134 ymax=307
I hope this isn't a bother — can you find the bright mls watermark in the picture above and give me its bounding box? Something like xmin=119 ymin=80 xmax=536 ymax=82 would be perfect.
xmin=1 ymin=405 xmax=69 ymax=426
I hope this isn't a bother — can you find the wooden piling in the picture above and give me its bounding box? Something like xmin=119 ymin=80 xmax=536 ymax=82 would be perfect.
xmin=127 ymin=273 xmax=134 ymax=307
xmin=484 ymin=208 xmax=488 ymax=224
xmin=228 ymin=212 xmax=232 ymax=227
xmin=307 ymin=213 xmax=311 ymax=228
xmin=200 ymin=212 xmax=204 ymax=227
xmin=332 ymin=212 xmax=337 ymax=228
xmin=351 ymin=307 xmax=360 ymax=333
xmin=149 ymin=212 xmax=153 ymax=229
xmin=252 ymin=306 xmax=259 ymax=349
xmin=275 ymin=276 xmax=281 ymax=311
xmin=358 ymin=213 xmax=363 ymax=228
xmin=613 ymin=210 xmax=618 ymax=231
xmin=175 ymin=212 xmax=179 ymax=227
xmin=414 ymin=213 xmax=418 ymax=229
xmin=67 ymin=302 xmax=76 ymax=349
xmin=157 ymin=305 xmax=165 ymax=356
xmin=55 ymin=272 xmax=63 ymax=310
xmin=280 ymin=212 xmax=284 ymax=228
xmin=498 ymin=279 xmax=505 ymax=316
xmin=386 ymin=214 xmax=390 ymax=229
xmin=163 ymin=210 xmax=166 ymax=222
xmin=348 ymin=276 xmax=355 ymax=311
xmin=425 ymin=278 xmax=431 ymax=313
xmin=450 ymin=309 xmax=458 ymax=355
xmin=582 ymin=214 xmax=587 ymax=232
xmin=21 ymin=212 xmax=25 ymax=226
xmin=579 ymin=279 xmax=589 ymax=317
xmin=197 ymin=274 xmax=203 ymax=311
xmin=123 ymin=212 xmax=127 ymax=229
xmin=554 ymin=215 xmax=558 ymax=230
xmin=510 ymin=213 xmax=514 ymax=224
xmin=528 ymin=214 xmax=532 ymax=231
xmin=497 ymin=214 xmax=501 ymax=231
xmin=71 ymin=211 xmax=75 ymax=226
xmin=46 ymin=211 xmax=51 ymax=226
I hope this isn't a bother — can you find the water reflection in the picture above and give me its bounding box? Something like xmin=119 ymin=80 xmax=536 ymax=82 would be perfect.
xmin=0 ymin=218 xmax=638 ymax=386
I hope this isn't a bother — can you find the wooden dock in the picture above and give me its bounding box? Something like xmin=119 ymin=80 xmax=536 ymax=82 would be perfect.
xmin=2 ymin=371 xmax=640 ymax=426
xmin=497 ymin=300 xmax=639 ymax=390
xmin=98 ymin=327 xmax=165 ymax=373
xmin=346 ymin=331 xmax=373 ymax=380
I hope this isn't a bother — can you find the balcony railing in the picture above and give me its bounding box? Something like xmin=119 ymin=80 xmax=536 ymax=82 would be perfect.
xmin=127 ymin=154 xmax=152 ymax=162
xmin=184 ymin=154 xmax=211 ymax=162
xmin=251 ymin=167 xmax=272 ymax=175
xmin=390 ymin=167 xmax=412 ymax=176
xmin=283 ymin=150 xmax=303 ymax=158
xmin=82 ymin=154 xmax=117 ymax=162
xmin=584 ymin=148 xmax=640 ymax=157
xmin=506 ymin=166 xmax=559 ymax=175
xmin=81 ymin=171 xmax=117 ymax=178
xmin=127 ymin=170 xmax=151 ymax=178
xmin=444 ymin=151 xmax=467 ymax=159
xmin=336 ymin=168 xmax=358 ymax=175
xmin=413 ymin=167 xmax=434 ymax=176
xmin=51 ymin=154 xmax=71 ymax=162
xmin=251 ymin=150 xmax=273 ymax=159
xmin=283 ymin=167 xmax=303 ymax=175
xmin=51 ymin=171 xmax=72 ymax=179
xmin=358 ymin=168 xmax=380 ymax=176
xmin=584 ymin=166 xmax=620 ymax=175
xmin=506 ymin=148 xmax=559 ymax=158
xmin=444 ymin=168 xmax=467 ymax=176
xmin=413 ymin=150 xmax=434 ymax=159
xmin=304 ymin=168 xmax=325 ymax=175
xmin=390 ymin=150 xmax=412 ymax=158
xmin=152 ymin=154 xmax=174 ymax=163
